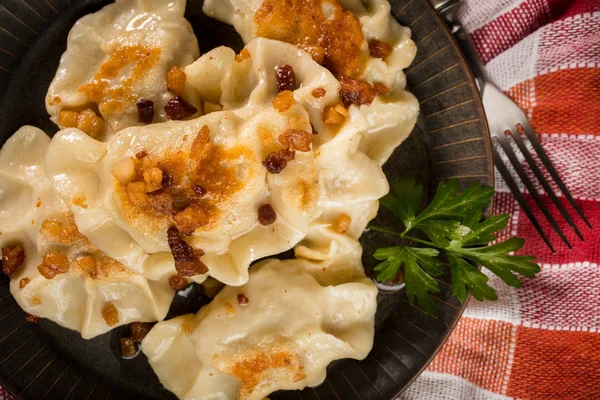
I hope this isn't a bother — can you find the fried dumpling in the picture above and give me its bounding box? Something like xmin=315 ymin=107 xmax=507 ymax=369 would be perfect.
xmin=46 ymin=0 xmax=200 ymax=138
xmin=0 ymin=126 xmax=173 ymax=339
xmin=142 ymin=248 xmax=376 ymax=400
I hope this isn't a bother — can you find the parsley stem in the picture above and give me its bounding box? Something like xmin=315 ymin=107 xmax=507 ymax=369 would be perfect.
xmin=367 ymin=225 xmax=404 ymax=238
xmin=402 ymin=235 xmax=438 ymax=248
xmin=368 ymin=226 xmax=439 ymax=248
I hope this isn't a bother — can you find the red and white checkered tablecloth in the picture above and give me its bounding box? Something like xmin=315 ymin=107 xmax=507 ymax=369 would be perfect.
xmin=401 ymin=0 xmax=600 ymax=399
xmin=1 ymin=1 xmax=598 ymax=399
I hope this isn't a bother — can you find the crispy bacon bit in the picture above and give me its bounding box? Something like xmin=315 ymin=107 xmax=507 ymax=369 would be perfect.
xmin=72 ymin=196 xmax=88 ymax=209
xmin=203 ymin=101 xmax=223 ymax=114
xmin=374 ymin=82 xmax=390 ymax=95
xmin=263 ymin=148 xmax=295 ymax=174
xmin=272 ymin=90 xmax=295 ymax=113
xmin=77 ymin=108 xmax=105 ymax=139
xmin=2 ymin=244 xmax=25 ymax=277
xmin=368 ymin=39 xmax=393 ymax=59
xmin=169 ymin=274 xmax=188 ymax=291
xmin=102 ymin=303 xmax=119 ymax=327
xmin=339 ymin=76 xmax=377 ymax=108
xmin=237 ymin=293 xmax=249 ymax=306
xmin=276 ymin=65 xmax=296 ymax=93
xmin=165 ymin=96 xmax=197 ymax=120
xmin=121 ymin=337 xmax=137 ymax=358
xmin=148 ymin=191 xmax=174 ymax=215
xmin=167 ymin=227 xmax=208 ymax=276
xmin=236 ymin=49 xmax=251 ymax=63
xmin=190 ymin=126 xmax=211 ymax=161
xmin=137 ymin=99 xmax=154 ymax=124
xmin=130 ymin=322 xmax=152 ymax=342
xmin=38 ymin=251 xmax=70 ymax=279
xmin=58 ymin=110 xmax=79 ymax=128
xmin=174 ymin=204 xmax=210 ymax=234
xmin=167 ymin=65 xmax=187 ymax=95
xmin=278 ymin=129 xmax=314 ymax=152
xmin=25 ymin=314 xmax=39 ymax=323
xmin=323 ymin=106 xmax=345 ymax=125
xmin=77 ymin=256 xmax=98 ymax=279
xmin=258 ymin=204 xmax=277 ymax=226
xmin=19 ymin=277 xmax=30 ymax=289
xmin=332 ymin=214 xmax=352 ymax=234
xmin=193 ymin=185 xmax=207 ymax=198
xmin=143 ymin=167 xmax=164 ymax=193
xmin=136 ymin=150 xmax=148 ymax=160
xmin=311 ymin=88 xmax=326 ymax=98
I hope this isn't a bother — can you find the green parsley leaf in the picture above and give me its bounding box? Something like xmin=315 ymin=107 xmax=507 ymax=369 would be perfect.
xmin=380 ymin=177 xmax=423 ymax=231
xmin=413 ymin=180 xmax=494 ymax=227
xmin=450 ymin=238 xmax=540 ymax=288
xmin=374 ymin=246 xmax=443 ymax=316
xmin=447 ymin=253 xmax=497 ymax=303
xmin=371 ymin=178 xmax=539 ymax=316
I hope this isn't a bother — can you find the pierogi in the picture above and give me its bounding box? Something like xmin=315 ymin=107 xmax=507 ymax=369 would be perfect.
xmin=142 ymin=247 xmax=376 ymax=400
xmin=46 ymin=0 xmax=200 ymax=137
xmin=0 ymin=127 xmax=173 ymax=339
xmin=202 ymin=0 xmax=419 ymax=163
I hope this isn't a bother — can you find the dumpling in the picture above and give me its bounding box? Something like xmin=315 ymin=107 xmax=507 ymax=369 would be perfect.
xmin=187 ymin=38 xmax=392 ymax=201
xmin=202 ymin=0 xmax=419 ymax=163
xmin=46 ymin=0 xmax=200 ymax=138
xmin=142 ymin=247 xmax=377 ymax=400
xmin=0 ymin=126 xmax=173 ymax=339
xmin=45 ymin=107 xmax=321 ymax=286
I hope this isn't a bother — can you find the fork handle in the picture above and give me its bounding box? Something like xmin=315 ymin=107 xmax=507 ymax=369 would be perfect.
xmin=429 ymin=0 xmax=489 ymax=90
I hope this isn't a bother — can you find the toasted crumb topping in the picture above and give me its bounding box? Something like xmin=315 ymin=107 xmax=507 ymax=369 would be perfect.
xmin=225 ymin=302 xmax=235 ymax=316
xmin=78 ymin=45 xmax=161 ymax=115
xmin=72 ymin=196 xmax=88 ymax=209
xmin=273 ymin=90 xmax=295 ymax=113
xmin=115 ymin=126 xmax=253 ymax=236
xmin=332 ymin=214 xmax=352 ymax=233
xmin=255 ymin=0 xmax=364 ymax=77
xmin=19 ymin=277 xmax=30 ymax=289
xmin=38 ymin=251 xmax=70 ymax=279
xmin=59 ymin=108 xmax=105 ymax=138
xmin=102 ymin=303 xmax=119 ymax=327
xmin=236 ymin=48 xmax=251 ymax=63
xmin=311 ymin=88 xmax=326 ymax=98
xmin=228 ymin=347 xmax=306 ymax=398
xmin=39 ymin=212 xmax=130 ymax=280
xmin=167 ymin=65 xmax=187 ymax=95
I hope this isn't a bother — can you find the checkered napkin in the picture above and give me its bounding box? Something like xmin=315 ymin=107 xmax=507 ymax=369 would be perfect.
xmin=401 ymin=0 xmax=600 ymax=399
xmin=1 ymin=1 xmax=599 ymax=400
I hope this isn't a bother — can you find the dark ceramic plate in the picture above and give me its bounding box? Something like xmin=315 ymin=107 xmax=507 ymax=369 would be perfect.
xmin=0 ymin=0 xmax=493 ymax=399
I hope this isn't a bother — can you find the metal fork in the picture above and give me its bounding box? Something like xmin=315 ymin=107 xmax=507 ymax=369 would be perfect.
xmin=429 ymin=0 xmax=592 ymax=252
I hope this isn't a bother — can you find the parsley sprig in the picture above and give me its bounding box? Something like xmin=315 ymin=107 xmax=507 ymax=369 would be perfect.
xmin=370 ymin=178 xmax=540 ymax=316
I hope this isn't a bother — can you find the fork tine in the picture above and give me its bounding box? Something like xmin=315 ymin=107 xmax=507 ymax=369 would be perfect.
xmin=520 ymin=122 xmax=592 ymax=229
xmin=507 ymin=128 xmax=584 ymax=241
xmin=494 ymin=133 xmax=572 ymax=249
xmin=492 ymin=144 xmax=556 ymax=253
